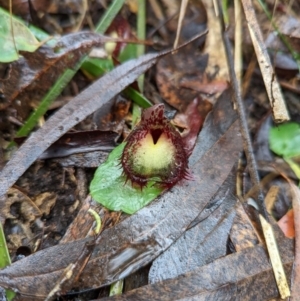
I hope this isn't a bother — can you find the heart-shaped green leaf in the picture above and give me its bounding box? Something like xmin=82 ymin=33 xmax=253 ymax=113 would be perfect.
xmin=269 ymin=122 xmax=300 ymax=158
xmin=90 ymin=143 xmax=164 ymax=214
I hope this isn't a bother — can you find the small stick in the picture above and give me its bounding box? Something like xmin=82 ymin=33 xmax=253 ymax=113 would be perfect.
xmin=241 ymin=0 xmax=290 ymax=123
xmin=215 ymin=3 xmax=290 ymax=298
xmin=215 ymin=0 xmax=268 ymax=220
xmin=173 ymin=0 xmax=189 ymax=49
xmin=88 ymin=208 xmax=102 ymax=234
xmin=259 ymin=215 xmax=290 ymax=299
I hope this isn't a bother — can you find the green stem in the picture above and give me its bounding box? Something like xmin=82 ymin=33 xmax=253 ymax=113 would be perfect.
xmin=222 ymin=0 xmax=230 ymax=26
xmin=16 ymin=68 xmax=77 ymax=137
xmin=284 ymin=157 xmax=300 ymax=181
xmin=137 ymin=0 xmax=146 ymax=92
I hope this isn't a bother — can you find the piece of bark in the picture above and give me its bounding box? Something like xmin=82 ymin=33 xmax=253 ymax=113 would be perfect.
xmin=53 ymin=150 xmax=109 ymax=168
xmin=59 ymin=195 xmax=96 ymax=243
xmin=149 ymin=169 xmax=237 ymax=283
xmin=95 ymin=241 xmax=294 ymax=301
xmin=230 ymin=201 xmax=260 ymax=251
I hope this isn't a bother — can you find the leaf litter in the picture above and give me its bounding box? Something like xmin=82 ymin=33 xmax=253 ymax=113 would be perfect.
xmin=0 ymin=8 xmax=41 ymax=63
xmin=0 ymin=31 xmax=208 ymax=201
xmin=0 ymin=0 xmax=299 ymax=300
xmin=0 ymin=87 xmax=242 ymax=299
xmin=0 ymin=32 xmax=123 ymax=117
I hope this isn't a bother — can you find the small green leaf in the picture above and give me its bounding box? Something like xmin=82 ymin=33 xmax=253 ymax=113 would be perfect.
xmin=90 ymin=143 xmax=163 ymax=214
xmin=123 ymin=86 xmax=152 ymax=108
xmin=118 ymin=43 xmax=138 ymax=62
xmin=285 ymin=157 xmax=300 ymax=180
xmin=0 ymin=9 xmax=40 ymax=62
xmin=81 ymin=58 xmax=114 ymax=77
xmin=269 ymin=122 xmax=300 ymax=158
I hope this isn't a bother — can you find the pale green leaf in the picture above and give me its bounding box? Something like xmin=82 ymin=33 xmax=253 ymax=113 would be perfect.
xmin=269 ymin=122 xmax=300 ymax=158
xmin=0 ymin=9 xmax=40 ymax=62
xmin=269 ymin=122 xmax=300 ymax=180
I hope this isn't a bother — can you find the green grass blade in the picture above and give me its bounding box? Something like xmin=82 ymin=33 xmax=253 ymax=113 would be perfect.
xmin=95 ymin=0 xmax=126 ymax=34
xmin=124 ymin=87 xmax=152 ymax=108
xmin=16 ymin=68 xmax=77 ymax=137
xmin=130 ymin=0 xmax=148 ymax=125
xmin=81 ymin=58 xmax=114 ymax=76
xmin=0 ymin=224 xmax=15 ymax=300
xmin=0 ymin=224 xmax=11 ymax=267
xmin=137 ymin=0 xmax=146 ymax=92
xmin=81 ymin=58 xmax=152 ymax=108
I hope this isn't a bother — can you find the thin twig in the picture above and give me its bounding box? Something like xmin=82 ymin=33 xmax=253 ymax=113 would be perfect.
xmin=215 ymin=0 xmax=268 ymax=220
xmin=73 ymin=0 xmax=88 ymax=32
xmin=173 ymin=0 xmax=189 ymax=49
xmin=148 ymin=0 xmax=168 ymax=39
xmin=259 ymin=214 xmax=290 ymax=299
xmin=216 ymin=3 xmax=290 ymax=298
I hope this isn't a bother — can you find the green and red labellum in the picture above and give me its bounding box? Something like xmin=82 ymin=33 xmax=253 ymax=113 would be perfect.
xmin=121 ymin=104 xmax=189 ymax=188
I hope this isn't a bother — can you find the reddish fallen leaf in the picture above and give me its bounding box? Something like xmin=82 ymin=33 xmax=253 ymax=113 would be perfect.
xmin=278 ymin=209 xmax=295 ymax=239
xmin=93 ymin=95 xmax=131 ymax=132
xmin=156 ymin=49 xmax=208 ymax=112
xmin=172 ymin=97 xmax=212 ymax=156
xmin=180 ymin=75 xmax=229 ymax=95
